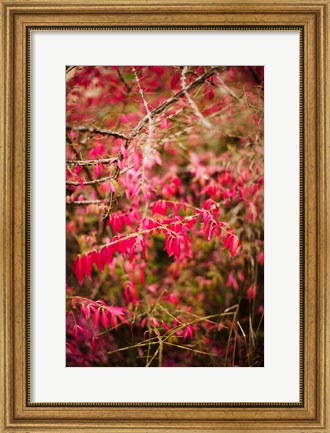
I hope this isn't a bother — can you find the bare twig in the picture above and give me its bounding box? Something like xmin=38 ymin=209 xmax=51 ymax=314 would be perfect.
xmin=66 ymin=164 xmax=134 ymax=187
xmin=66 ymin=175 xmax=114 ymax=186
xmin=181 ymin=66 xmax=212 ymax=129
xmin=67 ymin=140 xmax=102 ymax=200
xmin=132 ymin=66 xmax=154 ymax=203
xmin=117 ymin=68 xmax=132 ymax=93
xmin=67 ymin=198 xmax=111 ymax=206
xmin=66 ymin=124 xmax=128 ymax=141
xmin=66 ymin=157 xmax=117 ymax=167
xmin=164 ymin=342 xmax=217 ymax=357
xmin=66 ymin=67 xmax=228 ymax=175
xmin=129 ymin=66 xmax=228 ymax=140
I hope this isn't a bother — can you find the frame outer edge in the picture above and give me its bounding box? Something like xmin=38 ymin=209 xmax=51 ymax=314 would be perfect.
xmin=324 ymin=1 xmax=330 ymax=432
xmin=0 ymin=0 xmax=5 ymax=430
xmin=1 ymin=2 xmax=14 ymax=431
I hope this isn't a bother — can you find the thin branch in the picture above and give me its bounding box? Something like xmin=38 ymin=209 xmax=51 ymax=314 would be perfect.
xmin=132 ymin=67 xmax=154 ymax=148
xmin=215 ymin=71 xmax=243 ymax=105
xmin=164 ymin=342 xmax=217 ymax=357
xmin=66 ymin=67 xmax=229 ymax=173
xmin=66 ymin=175 xmax=114 ymax=186
xmin=67 ymin=91 xmax=235 ymax=174
xmin=88 ymin=213 xmax=200 ymax=252
xmin=66 ymin=157 xmax=117 ymax=167
xmin=66 ymin=164 xmax=134 ymax=187
xmin=67 ymin=140 xmax=102 ymax=200
xmin=132 ymin=66 xmax=154 ymax=199
xmin=67 ymin=198 xmax=111 ymax=206
xmin=80 ymin=208 xmax=233 ymax=255
xmin=187 ymin=70 xmax=217 ymax=87
xmin=129 ymin=66 xmax=228 ymax=140
xmin=106 ymin=312 xmax=229 ymax=364
xmin=66 ymin=124 xmax=128 ymax=141
xmin=116 ymin=68 xmax=132 ymax=93
xmin=181 ymin=66 xmax=212 ymax=129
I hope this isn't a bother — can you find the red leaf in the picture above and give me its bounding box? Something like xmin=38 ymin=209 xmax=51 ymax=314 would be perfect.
xmin=110 ymin=315 xmax=118 ymax=328
xmin=226 ymin=271 xmax=239 ymax=290
xmin=72 ymin=256 xmax=85 ymax=285
xmin=101 ymin=245 xmax=113 ymax=266
xmin=82 ymin=254 xmax=93 ymax=280
xmin=91 ymin=336 xmax=97 ymax=350
xmin=120 ymin=144 xmax=127 ymax=156
xmin=258 ymin=252 xmax=264 ymax=265
xmin=80 ymin=303 xmax=91 ymax=320
xmin=172 ymin=237 xmax=181 ymax=260
xmin=222 ymin=233 xmax=240 ymax=257
xmin=238 ymin=271 xmax=245 ymax=282
xmin=93 ymin=308 xmax=101 ymax=328
xmin=229 ymin=235 xmax=240 ymax=257
xmin=72 ymin=325 xmax=78 ymax=339
xmin=66 ymin=341 xmax=77 ymax=355
xmin=101 ymin=309 xmax=109 ymax=329
xmin=151 ymin=317 xmax=159 ymax=327
xmin=85 ymin=304 xmax=91 ymax=320
xmin=160 ymin=119 xmax=168 ymax=129
xmin=92 ymin=250 xmax=105 ymax=271
xmin=162 ymin=321 xmax=170 ymax=331
xmin=171 ymin=71 xmax=181 ymax=89
xmin=247 ymin=284 xmax=256 ymax=300
xmin=208 ymin=86 xmax=215 ymax=100
xmin=183 ymin=325 xmax=193 ymax=340
xmin=205 ymin=223 xmax=213 ymax=241
xmin=106 ymin=305 xmax=126 ymax=317
xmin=94 ymin=164 xmax=101 ymax=177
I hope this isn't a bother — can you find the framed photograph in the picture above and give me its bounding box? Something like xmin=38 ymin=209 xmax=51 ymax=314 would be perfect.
xmin=1 ymin=1 xmax=329 ymax=432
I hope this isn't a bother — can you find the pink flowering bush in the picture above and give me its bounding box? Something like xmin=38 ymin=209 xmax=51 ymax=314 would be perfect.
xmin=66 ymin=66 xmax=264 ymax=367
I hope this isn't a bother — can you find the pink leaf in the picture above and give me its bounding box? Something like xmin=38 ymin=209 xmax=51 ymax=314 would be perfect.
xmin=229 ymin=235 xmax=240 ymax=257
xmin=109 ymin=181 xmax=117 ymax=193
xmin=171 ymin=71 xmax=180 ymax=89
xmin=208 ymin=86 xmax=215 ymax=100
xmin=93 ymin=308 xmax=101 ymax=328
xmin=258 ymin=252 xmax=264 ymax=265
xmin=94 ymin=163 xmax=103 ymax=177
xmin=151 ymin=317 xmax=159 ymax=327
xmin=120 ymin=144 xmax=127 ymax=156
xmin=101 ymin=245 xmax=113 ymax=266
xmin=101 ymin=309 xmax=109 ymax=329
xmin=91 ymin=336 xmax=97 ymax=350
xmin=162 ymin=321 xmax=170 ymax=331
xmin=92 ymin=250 xmax=105 ymax=272
xmin=106 ymin=305 xmax=126 ymax=317
xmin=85 ymin=304 xmax=91 ymax=320
xmin=226 ymin=271 xmax=239 ymax=290
xmin=72 ymin=325 xmax=78 ymax=339
xmin=82 ymin=254 xmax=93 ymax=280
xmin=66 ymin=341 xmax=77 ymax=355
xmin=247 ymin=284 xmax=256 ymax=300
xmin=73 ymin=256 xmax=85 ymax=285
xmin=160 ymin=119 xmax=168 ymax=129
xmin=238 ymin=271 xmax=245 ymax=282
xmin=184 ymin=324 xmax=193 ymax=339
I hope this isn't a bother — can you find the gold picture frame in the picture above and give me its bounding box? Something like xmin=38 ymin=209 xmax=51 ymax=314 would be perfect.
xmin=0 ymin=1 xmax=329 ymax=432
